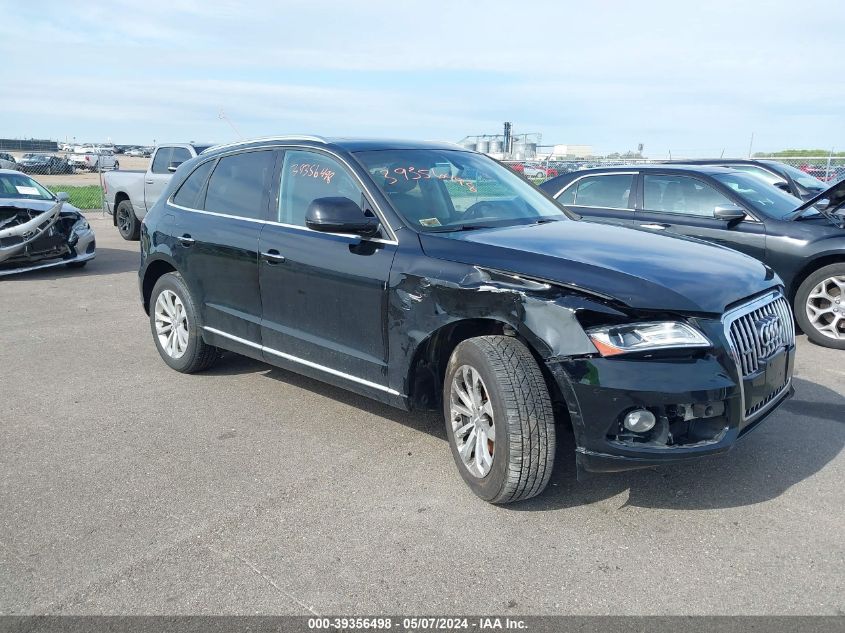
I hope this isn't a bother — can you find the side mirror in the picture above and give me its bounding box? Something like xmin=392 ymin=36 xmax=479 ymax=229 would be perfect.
xmin=714 ymin=204 xmax=746 ymax=222
xmin=167 ymin=161 xmax=184 ymax=173
xmin=773 ymin=181 xmax=791 ymax=193
xmin=56 ymin=192 xmax=70 ymax=202
xmin=305 ymin=197 xmax=380 ymax=236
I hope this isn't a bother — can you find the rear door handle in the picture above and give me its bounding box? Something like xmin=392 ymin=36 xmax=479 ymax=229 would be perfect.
xmin=178 ymin=234 xmax=195 ymax=246
xmin=145 ymin=179 xmax=154 ymax=185
xmin=261 ymin=249 xmax=286 ymax=264
xmin=639 ymin=223 xmax=670 ymax=230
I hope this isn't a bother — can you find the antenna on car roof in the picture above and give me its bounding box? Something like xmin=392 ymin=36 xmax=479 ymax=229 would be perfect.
xmin=218 ymin=110 xmax=242 ymax=139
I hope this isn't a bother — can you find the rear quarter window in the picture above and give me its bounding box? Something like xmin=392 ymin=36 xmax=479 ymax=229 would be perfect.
xmin=172 ymin=160 xmax=215 ymax=208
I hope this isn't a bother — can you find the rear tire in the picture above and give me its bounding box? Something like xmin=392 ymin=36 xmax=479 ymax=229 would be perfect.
xmin=149 ymin=272 xmax=220 ymax=373
xmin=116 ymin=199 xmax=140 ymax=241
xmin=443 ymin=336 xmax=556 ymax=504
xmin=795 ymin=263 xmax=845 ymax=349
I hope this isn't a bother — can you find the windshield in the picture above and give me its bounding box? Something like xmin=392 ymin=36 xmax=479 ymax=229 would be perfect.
xmin=768 ymin=162 xmax=827 ymax=191
xmin=354 ymin=149 xmax=566 ymax=231
xmin=712 ymin=172 xmax=800 ymax=219
xmin=0 ymin=172 xmax=55 ymax=201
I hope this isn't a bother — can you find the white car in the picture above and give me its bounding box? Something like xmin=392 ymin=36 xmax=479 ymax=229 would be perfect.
xmin=0 ymin=152 xmax=16 ymax=170
xmin=522 ymin=164 xmax=548 ymax=179
xmin=69 ymin=147 xmax=119 ymax=172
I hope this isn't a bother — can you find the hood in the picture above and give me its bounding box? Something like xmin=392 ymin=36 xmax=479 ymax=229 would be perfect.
xmin=789 ymin=178 xmax=845 ymax=219
xmin=0 ymin=198 xmax=82 ymax=216
xmin=419 ymin=220 xmax=778 ymax=315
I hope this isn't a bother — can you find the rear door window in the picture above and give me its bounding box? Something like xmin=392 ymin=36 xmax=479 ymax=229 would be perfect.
xmin=170 ymin=147 xmax=192 ymax=168
xmin=203 ymin=150 xmax=276 ymax=220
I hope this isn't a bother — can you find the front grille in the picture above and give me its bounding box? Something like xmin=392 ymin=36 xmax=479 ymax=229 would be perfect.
xmin=726 ymin=294 xmax=794 ymax=377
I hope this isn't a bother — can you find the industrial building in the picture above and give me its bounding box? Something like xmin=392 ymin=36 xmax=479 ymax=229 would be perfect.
xmin=458 ymin=123 xmax=593 ymax=161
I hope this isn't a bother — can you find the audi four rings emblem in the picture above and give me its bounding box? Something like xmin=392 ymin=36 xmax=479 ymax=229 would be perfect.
xmin=755 ymin=315 xmax=782 ymax=355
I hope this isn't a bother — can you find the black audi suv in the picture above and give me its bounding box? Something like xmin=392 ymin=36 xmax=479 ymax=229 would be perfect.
xmin=138 ymin=137 xmax=795 ymax=503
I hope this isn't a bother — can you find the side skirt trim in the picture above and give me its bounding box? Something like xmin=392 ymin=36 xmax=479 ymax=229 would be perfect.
xmin=203 ymin=326 xmax=401 ymax=396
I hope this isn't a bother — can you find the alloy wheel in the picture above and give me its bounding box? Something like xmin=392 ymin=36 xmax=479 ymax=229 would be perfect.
xmin=806 ymin=275 xmax=845 ymax=340
xmin=116 ymin=207 xmax=132 ymax=235
xmin=154 ymin=289 xmax=189 ymax=358
xmin=450 ymin=365 xmax=495 ymax=478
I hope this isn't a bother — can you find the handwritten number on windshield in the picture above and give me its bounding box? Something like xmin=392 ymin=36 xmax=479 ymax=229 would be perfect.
xmin=379 ymin=167 xmax=477 ymax=193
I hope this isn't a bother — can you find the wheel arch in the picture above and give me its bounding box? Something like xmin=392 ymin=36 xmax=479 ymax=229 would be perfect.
xmin=141 ymin=257 xmax=178 ymax=314
xmin=405 ymin=318 xmax=568 ymax=417
xmin=789 ymin=253 xmax=845 ymax=300
xmin=113 ymin=191 xmax=131 ymax=226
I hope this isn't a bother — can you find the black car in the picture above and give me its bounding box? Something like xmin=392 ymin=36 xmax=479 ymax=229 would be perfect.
xmin=16 ymin=153 xmax=73 ymax=175
xmin=139 ymin=137 xmax=794 ymax=503
xmin=664 ymin=159 xmax=828 ymax=200
xmin=540 ymin=165 xmax=845 ymax=349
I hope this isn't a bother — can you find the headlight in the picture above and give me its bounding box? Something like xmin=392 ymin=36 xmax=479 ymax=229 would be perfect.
xmin=586 ymin=321 xmax=710 ymax=357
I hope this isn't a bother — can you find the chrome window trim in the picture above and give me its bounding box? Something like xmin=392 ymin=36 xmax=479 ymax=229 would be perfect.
xmin=552 ymin=171 xmax=637 ymax=209
xmin=167 ymin=144 xmax=399 ymax=245
xmin=722 ymin=290 xmax=795 ymax=423
xmin=203 ymin=326 xmax=401 ymax=396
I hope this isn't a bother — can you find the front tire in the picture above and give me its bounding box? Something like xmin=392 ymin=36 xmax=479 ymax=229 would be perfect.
xmin=115 ymin=200 xmax=140 ymax=240
xmin=443 ymin=336 xmax=556 ymax=504
xmin=795 ymin=263 xmax=845 ymax=349
xmin=149 ymin=272 xmax=220 ymax=373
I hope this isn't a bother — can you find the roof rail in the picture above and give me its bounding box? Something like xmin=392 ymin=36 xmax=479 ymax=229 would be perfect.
xmin=201 ymin=135 xmax=328 ymax=154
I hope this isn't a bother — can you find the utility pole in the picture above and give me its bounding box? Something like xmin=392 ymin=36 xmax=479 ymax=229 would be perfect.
xmin=747 ymin=132 xmax=755 ymax=158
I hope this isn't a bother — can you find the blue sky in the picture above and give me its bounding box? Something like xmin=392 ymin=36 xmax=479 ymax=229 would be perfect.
xmin=1 ymin=0 xmax=842 ymax=157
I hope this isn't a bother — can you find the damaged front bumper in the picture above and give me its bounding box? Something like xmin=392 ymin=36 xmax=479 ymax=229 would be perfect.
xmin=549 ymin=330 xmax=796 ymax=474
xmin=0 ymin=202 xmax=96 ymax=276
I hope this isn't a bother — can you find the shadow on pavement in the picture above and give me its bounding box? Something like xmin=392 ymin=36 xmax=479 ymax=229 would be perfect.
xmin=205 ymin=351 xmax=843 ymax=512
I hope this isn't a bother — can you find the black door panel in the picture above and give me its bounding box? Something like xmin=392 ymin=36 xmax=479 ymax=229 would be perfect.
xmin=173 ymin=211 xmax=264 ymax=343
xmin=258 ymin=226 xmax=396 ymax=385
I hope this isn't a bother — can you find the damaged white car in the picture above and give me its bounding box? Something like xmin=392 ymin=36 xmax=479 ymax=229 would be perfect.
xmin=0 ymin=170 xmax=96 ymax=276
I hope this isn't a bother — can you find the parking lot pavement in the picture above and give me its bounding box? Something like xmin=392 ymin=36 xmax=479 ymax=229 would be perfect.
xmin=0 ymin=212 xmax=843 ymax=616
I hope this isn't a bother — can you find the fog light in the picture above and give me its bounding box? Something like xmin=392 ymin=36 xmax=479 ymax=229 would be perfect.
xmin=623 ymin=409 xmax=656 ymax=433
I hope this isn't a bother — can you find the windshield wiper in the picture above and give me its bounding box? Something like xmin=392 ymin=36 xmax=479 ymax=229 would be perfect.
xmin=432 ymin=224 xmax=497 ymax=233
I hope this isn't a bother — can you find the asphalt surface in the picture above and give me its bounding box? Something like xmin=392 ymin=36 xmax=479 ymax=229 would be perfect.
xmin=1 ymin=212 xmax=843 ymax=615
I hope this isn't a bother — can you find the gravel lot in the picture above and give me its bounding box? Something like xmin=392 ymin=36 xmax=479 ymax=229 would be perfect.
xmin=1 ymin=214 xmax=843 ymax=616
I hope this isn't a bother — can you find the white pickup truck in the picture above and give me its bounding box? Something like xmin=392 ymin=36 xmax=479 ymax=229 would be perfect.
xmin=103 ymin=143 xmax=212 ymax=240
xmin=69 ymin=147 xmax=119 ymax=172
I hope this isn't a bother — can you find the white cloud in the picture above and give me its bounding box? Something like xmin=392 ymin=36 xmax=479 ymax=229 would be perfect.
xmin=0 ymin=0 xmax=842 ymax=153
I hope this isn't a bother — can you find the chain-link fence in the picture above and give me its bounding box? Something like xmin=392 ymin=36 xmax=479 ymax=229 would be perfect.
xmin=753 ymin=156 xmax=845 ymax=184
xmin=0 ymin=146 xmax=150 ymax=210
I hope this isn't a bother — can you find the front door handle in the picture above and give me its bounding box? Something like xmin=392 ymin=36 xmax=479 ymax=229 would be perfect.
xmin=178 ymin=234 xmax=195 ymax=246
xmin=261 ymin=249 xmax=286 ymax=264
xmin=639 ymin=223 xmax=670 ymax=230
